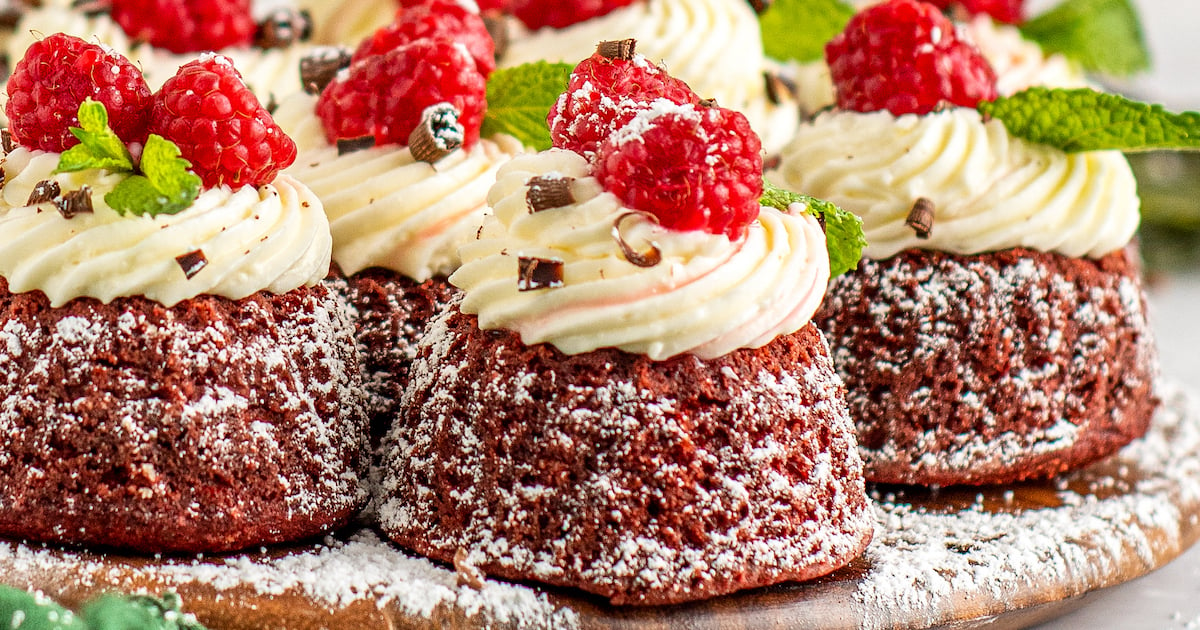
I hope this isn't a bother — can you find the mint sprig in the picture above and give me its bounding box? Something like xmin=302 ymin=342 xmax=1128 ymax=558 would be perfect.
xmin=978 ymin=87 xmax=1200 ymax=153
xmin=761 ymin=180 xmax=865 ymax=277
xmin=0 ymin=587 xmax=207 ymax=630
xmin=757 ymin=0 xmax=855 ymax=63
xmin=53 ymin=100 xmax=200 ymax=217
xmin=481 ymin=61 xmax=574 ymax=151
xmin=106 ymin=135 xmax=201 ymax=217
xmin=55 ymin=100 xmax=135 ymax=174
xmin=1020 ymin=0 xmax=1149 ymax=77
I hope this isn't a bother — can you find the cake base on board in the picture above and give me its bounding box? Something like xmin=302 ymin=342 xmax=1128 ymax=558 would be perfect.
xmin=2 ymin=383 xmax=1198 ymax=630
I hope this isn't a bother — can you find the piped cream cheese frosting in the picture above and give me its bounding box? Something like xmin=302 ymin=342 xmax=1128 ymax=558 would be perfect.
xmin=0 ymin=148 xmax=331 ymax=307
xmin=451 ymin=149 xmax=830 ymax=361
xmin=277 ymin=92 xmax=528 ymax=280
xmin=962 ymin=15 xmax=1091 ymax=96
xmin=498 ymin=0 xmax=799 ymax=153
xmin=768 ymin=108 xmax=1140 ymax=260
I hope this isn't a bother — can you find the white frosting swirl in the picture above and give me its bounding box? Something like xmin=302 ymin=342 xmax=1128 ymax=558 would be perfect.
xmin=451 ymin=149 xmax=830 ymax=360
xmin=499 ymin=0 xmax=799 ymax=153
xmin=0 ymin=149 xmax=331 ymax=307
xmin=768 ymin=108 xmax=1140 ymax=260
xmin=285 ymin=127 xmax=526 ymax=280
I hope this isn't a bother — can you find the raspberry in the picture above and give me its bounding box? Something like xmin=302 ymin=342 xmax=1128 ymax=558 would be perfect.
xmin=110 ymin=0 xmax=256 ymax=54
xmin=593 ymin=103 xmax=763 ymax=239
xmin=317 ymin=38 xmax=487 ymax=149
xmin=353 ymin=0 xmax=496 ymax=77
xmin=507 ymin=0 xmax=637 ymax=30
xmin=927 ymin=0 xmax=1024 ymax=24
xmin=826 ymin=0 xmax=998 ymax=115
xmin=148 ymin=55 xmax=296 ymax=189
xmin=549 ymin=41 xmax=699 ymax=160
xmin=5 ymin=33 xmax=152 ymax=152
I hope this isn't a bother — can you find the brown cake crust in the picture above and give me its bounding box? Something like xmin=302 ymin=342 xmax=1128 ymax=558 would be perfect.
xmin=378 ymin=304 xmax=874 ymax=606
xmin=331 ymin=268 xmax=459 ymax=439
xmin=0 ymin=278 xmax=369 ymax=553
xmin=816 ymin=246 xmax=1159 ymax=486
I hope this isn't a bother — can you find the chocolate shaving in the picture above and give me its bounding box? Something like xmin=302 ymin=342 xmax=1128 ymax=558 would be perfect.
xmin=763 ymin=71 xmax=796 ymax=106
xmin=453 ymin=548 xmax=486 ymax=590
xmin=54 ymin=186 xmax=93 ymax=219
xmin=336 ymin=135 xmax=375 ymax=155
xmin=70 ymin=0 xmax=109 ymax=16
xmin=596 ymin=39 xmax=636 ymax=61
xmin=612 ymin=211 xmax=663 ymax=268
xmin=255 ymin=8 xmax=312 ymax=49
xmin=746 ymin=0 xmax=772 ymax=14
xmin=26 ymin=179 xmax=60 ymax=206
xmin=517 ymin=256 xmax=564 ymax=291
xmin=525 ymin=175 xmax=575 ymax=212
xmin=1 ymin=128 xmax=11 ymax=154
xmin=174 ymin=249 xmax=208 ymax=280
xmin=907 ymin=197 xmax=935 ymax=239
xmin=698 ymin=98 xmax=718 ymax=109
xmin=482 ymin=13 xmax=509 ymax=61
xmin=408 ymin=103 xmax=464 ymax=163
xmin=299 ymin=46 xmax=352 ymax=95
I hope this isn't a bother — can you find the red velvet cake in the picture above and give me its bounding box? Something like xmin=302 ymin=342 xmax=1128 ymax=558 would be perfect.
xmin=816 ymin=247 xmax=1158 ymax=486
xmin=378 ymin=46 xmax=873 ymax=605
xmin=0 ymin=39 xmax=367 ymax=552
xmin=768 ymin=0 xmax=1160 ymax=485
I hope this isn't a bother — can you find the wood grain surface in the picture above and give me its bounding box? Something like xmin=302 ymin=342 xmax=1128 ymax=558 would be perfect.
xmin=2 ymin=383 xmax=1198 ymax=630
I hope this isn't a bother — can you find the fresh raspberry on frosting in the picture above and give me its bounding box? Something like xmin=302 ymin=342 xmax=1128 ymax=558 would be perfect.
xmin=927 ymin=0 xmax=1025 ymax=24
xmin=826 ymin=0 xmax=998 ymax=115
xmin=549 ymin=40 xmax=700 ymax=160
xmin=110 ymin=0 xmax=256 ymax=54
xmin=593 ymin=102 xmax=763 ymax=240
xmin=353 ymin=0 xmax=496 ymax=77
xmin=317 ymin=38 xmax=487 ymax=149
xmin=5 ymin=33 xmax=152 ymax=152
xmin=148 ymin=54 xmax=296 ymax=189
xmin=507 ymin=0 xmax=638 ymax=30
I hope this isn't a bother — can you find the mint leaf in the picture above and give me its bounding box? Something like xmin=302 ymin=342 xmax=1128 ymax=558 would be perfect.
xmin=83 ymin=593 xmax=207 ymax=630
xmin=761 ymin=179 xmax=865 ymax=277
xmin=55 ymin=99 xmax=135 ymax=174
xmin=0 ymin=585 xmax=88 ymax=630
xmin=1020 ymin=0 xmax=1149 ymax=77
xmin=977 ymin=87 xmax=1200 ymax=153
xmin=481 ymin=61 xmax=573 ymax=151
xmin=758 ymin=0 xmax=855 ymax=63
xmin=105 ymin=134 xmax=201 ymax=217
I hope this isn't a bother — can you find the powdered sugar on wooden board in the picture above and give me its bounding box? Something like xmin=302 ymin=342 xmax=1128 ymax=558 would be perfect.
xmin=0 ymin=383 xmax=1198 ymax=629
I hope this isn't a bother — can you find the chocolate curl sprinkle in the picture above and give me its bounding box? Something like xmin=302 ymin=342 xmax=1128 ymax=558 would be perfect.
xmin=336 ymin=135 xmax=375 ymax=155
xmin=175 ymin=250 xmax=209 ymax=280
xmin=300 ymin=46 xmax=352 ymax=95
xmin=70 ymin=0 xmax=109 ymax=18
xmin=1 ymin=129 xmax=12 ymax=155
xmin=454 ymin=548 xmax=486 ymax=590
xmin=256 ymin=8 xmax=312 ymax=49
xmin=55 ymin=186 xmax=93 ymax=219
xmin=907 ymin=197 xmax=935 ymax=239
xmin=746 ymin=0 xmax=772 ymax=14
xmin=483 ymin=13 xmax=509 ymax=61
xmin=763 ymin=71 xmax=796 ymax=106
xmin=26 ymin=179 xmax=60 ymax=206
xmin=409 ymin=103 xmax=464 ymax=163
xmin=517 ymin=256 xmax=564 ymax=291
xmin=596 ymin=39 xmax=636 ymax=61
xmin=526 ymin=175 xmax=575 ymax=212
xmin=612 ymin=211 xmax=663 ymax=268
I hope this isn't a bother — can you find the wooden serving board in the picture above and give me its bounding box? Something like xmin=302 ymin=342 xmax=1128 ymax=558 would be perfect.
xmin=3 ymin=382 xmax=1199 ymax=630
